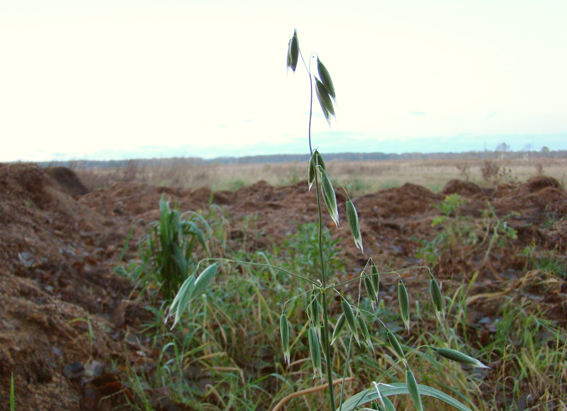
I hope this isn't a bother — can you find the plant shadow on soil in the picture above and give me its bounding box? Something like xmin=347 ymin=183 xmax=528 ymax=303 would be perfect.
xmin=0 ymin=163 xmax=566 ymax=410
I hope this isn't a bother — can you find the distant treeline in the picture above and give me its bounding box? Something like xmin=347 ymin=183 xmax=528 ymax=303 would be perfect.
xmin=38 ymin=149 xmax=566 ymax=169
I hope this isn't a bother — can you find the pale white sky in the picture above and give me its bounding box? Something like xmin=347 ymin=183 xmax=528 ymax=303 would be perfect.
xmin=1 ymin=0 xmax=566 ymax=161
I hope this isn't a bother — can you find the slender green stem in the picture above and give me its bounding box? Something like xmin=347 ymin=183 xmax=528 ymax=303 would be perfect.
xmin=198 ymin=258 xmax=320 ymax=286
xmin=338 ymin=335 xmax=354 ymax=410
xmin=314 ymin=165 xmax=336 ymax=410
xmin=299 ymin=50 xmax=314 ymax=156
xmin=301 ymin=47 xmax=335 ymax=411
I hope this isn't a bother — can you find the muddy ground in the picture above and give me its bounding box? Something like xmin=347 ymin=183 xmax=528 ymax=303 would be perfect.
xmin=0 ymin=163 xmax=565 ymax=410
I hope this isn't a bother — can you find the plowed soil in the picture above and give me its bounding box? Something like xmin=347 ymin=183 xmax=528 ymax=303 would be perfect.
xmin=0 ymin=163 xmax=565 ymax=410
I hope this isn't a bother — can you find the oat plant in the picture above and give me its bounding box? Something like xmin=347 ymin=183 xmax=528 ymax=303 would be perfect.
xmin=283 ymin=29 xmax=483 ymax=411
xmin=164 ymin=29 xmax=487 ymax=411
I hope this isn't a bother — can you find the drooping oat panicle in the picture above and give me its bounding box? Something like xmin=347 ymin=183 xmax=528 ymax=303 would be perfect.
xmin=317 ymin=57 xmax=336 ymax=101
xmin=434 ymin=347 xmax=489 ymax=368
xmin=371 ymin=260 xmax=380 ymax=300
xmin=315 ymin=78 xmax=336 ymax=126
xmin=341 ymin=297 xmax=360 ymax=346
xmin=308 ymin=326 xmax=322 ymax=379
xmin=364 ymin=275 xmax=377 ymax=310
xmin=346 ymin=198 xmax=363 ymax=252
xmin=287 ymin=29 xmax=299 ymax=72
xmin=386 ymin=329 xmax=405 ymax=361
xmin=429 ymin=274 xmax=445 ymax=321
xmin=331 ymin=312 xmax=346 ymax=346
xmin=308 ymin=153 xmax=316 ymax=190
xmin=310 ymin=290 xmax=321 ymax=328
xmin=406 ymin=365 xmax=423 ymax=411
xmin=308 ymin=150 xmax=326 ymax=191
xmin=315 ymin=150 xmax=327 ymax=173
xmin=280 ymin=313 xmax=291 ymax=367
xmin=398 ymin=279 xmax=410 ymax=332
xmin=321 ymin=171 xmax=340 ymax=226
xmin=357 ymin=315 xmax=372 ymax=347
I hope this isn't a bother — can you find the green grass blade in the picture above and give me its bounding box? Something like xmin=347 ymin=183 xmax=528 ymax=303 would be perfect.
xmin=187 ymin=221 xmax=209 ymax=256
xmin=10 ymin=372 xmax=15 ymax=411
xmin=168 ymin=273 xmax=195 ymax=328
xmin=340 ymin=383 xmax=473 ymax=411
xmin=191 ymin=263 xmax=218 ymax=299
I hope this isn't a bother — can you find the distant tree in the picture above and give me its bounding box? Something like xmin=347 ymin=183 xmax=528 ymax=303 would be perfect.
xmin=496 ymin=142 xmax=510 ymax=159
xmin=541 ymin=146 xmax=550 ymax=158
xmin=496 ymin=142 xmax=510 ymax=152
xmin=523 ymin=143 xmax=533 ymax=160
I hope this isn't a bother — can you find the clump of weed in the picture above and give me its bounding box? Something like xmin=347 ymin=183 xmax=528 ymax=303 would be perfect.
xmin=117 ymin=196 xmax=216 ymax=301
xmin=481 ymin=160 xmax=500 ymax=183
xmin=523 ymin=245 xmax=566 ymax=279
xmin=481 ymin=160 xmax=518 ymax=186
xmin=456 ymin=164 xmax=471 ymax=181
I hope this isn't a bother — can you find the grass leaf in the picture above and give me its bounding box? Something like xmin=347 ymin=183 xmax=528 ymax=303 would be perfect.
xmin=340 ymin=383 xmax=473 ymax=411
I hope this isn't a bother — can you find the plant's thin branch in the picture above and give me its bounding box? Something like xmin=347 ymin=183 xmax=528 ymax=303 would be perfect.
xmin=272 ymin=377 xmax=355 ymax=411
xmin=202 ymin=258 xmax=319 ymax=286
xmin=299 ymin=50 xmax=315 ymax=156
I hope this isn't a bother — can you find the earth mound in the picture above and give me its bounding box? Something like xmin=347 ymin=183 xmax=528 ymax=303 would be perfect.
xmin=1 ymin=165 xmax=565 ymax=409
xmin=440 ymin=179 xmax=482 ymax=197
xmin=45 ymin=166 xmax=89 ymax=197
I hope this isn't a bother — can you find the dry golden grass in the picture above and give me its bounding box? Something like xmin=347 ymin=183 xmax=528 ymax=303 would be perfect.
xmin=73 ymin=157 xmax=567 ymax=196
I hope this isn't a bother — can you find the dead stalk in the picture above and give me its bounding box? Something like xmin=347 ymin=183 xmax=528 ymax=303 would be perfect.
xmin=272 ymin=377 xmax=355 ymax=411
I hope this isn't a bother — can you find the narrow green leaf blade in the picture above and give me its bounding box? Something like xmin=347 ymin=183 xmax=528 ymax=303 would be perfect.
xmin=167 ymin=273 xmax=195 ymax=329
xmin=406 ymin=366 xmax=423 ymax=411
xmin=340 ymin=383 xmax=473 ymax=411
xmin=187 ymin=221 xmax=208 ymax=254
xmin=10 ymin=373 xmax=15 ymax=411
xmin=191 ymin=263 xmax=218 ymax=299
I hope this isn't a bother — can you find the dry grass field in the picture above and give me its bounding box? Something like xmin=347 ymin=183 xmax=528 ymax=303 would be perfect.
xmin=72 ymin=157 xmax=567 ymax=196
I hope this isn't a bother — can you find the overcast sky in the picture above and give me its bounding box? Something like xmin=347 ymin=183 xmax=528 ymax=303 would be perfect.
xmin=1 ymin=0 xmax=566 ymax=162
